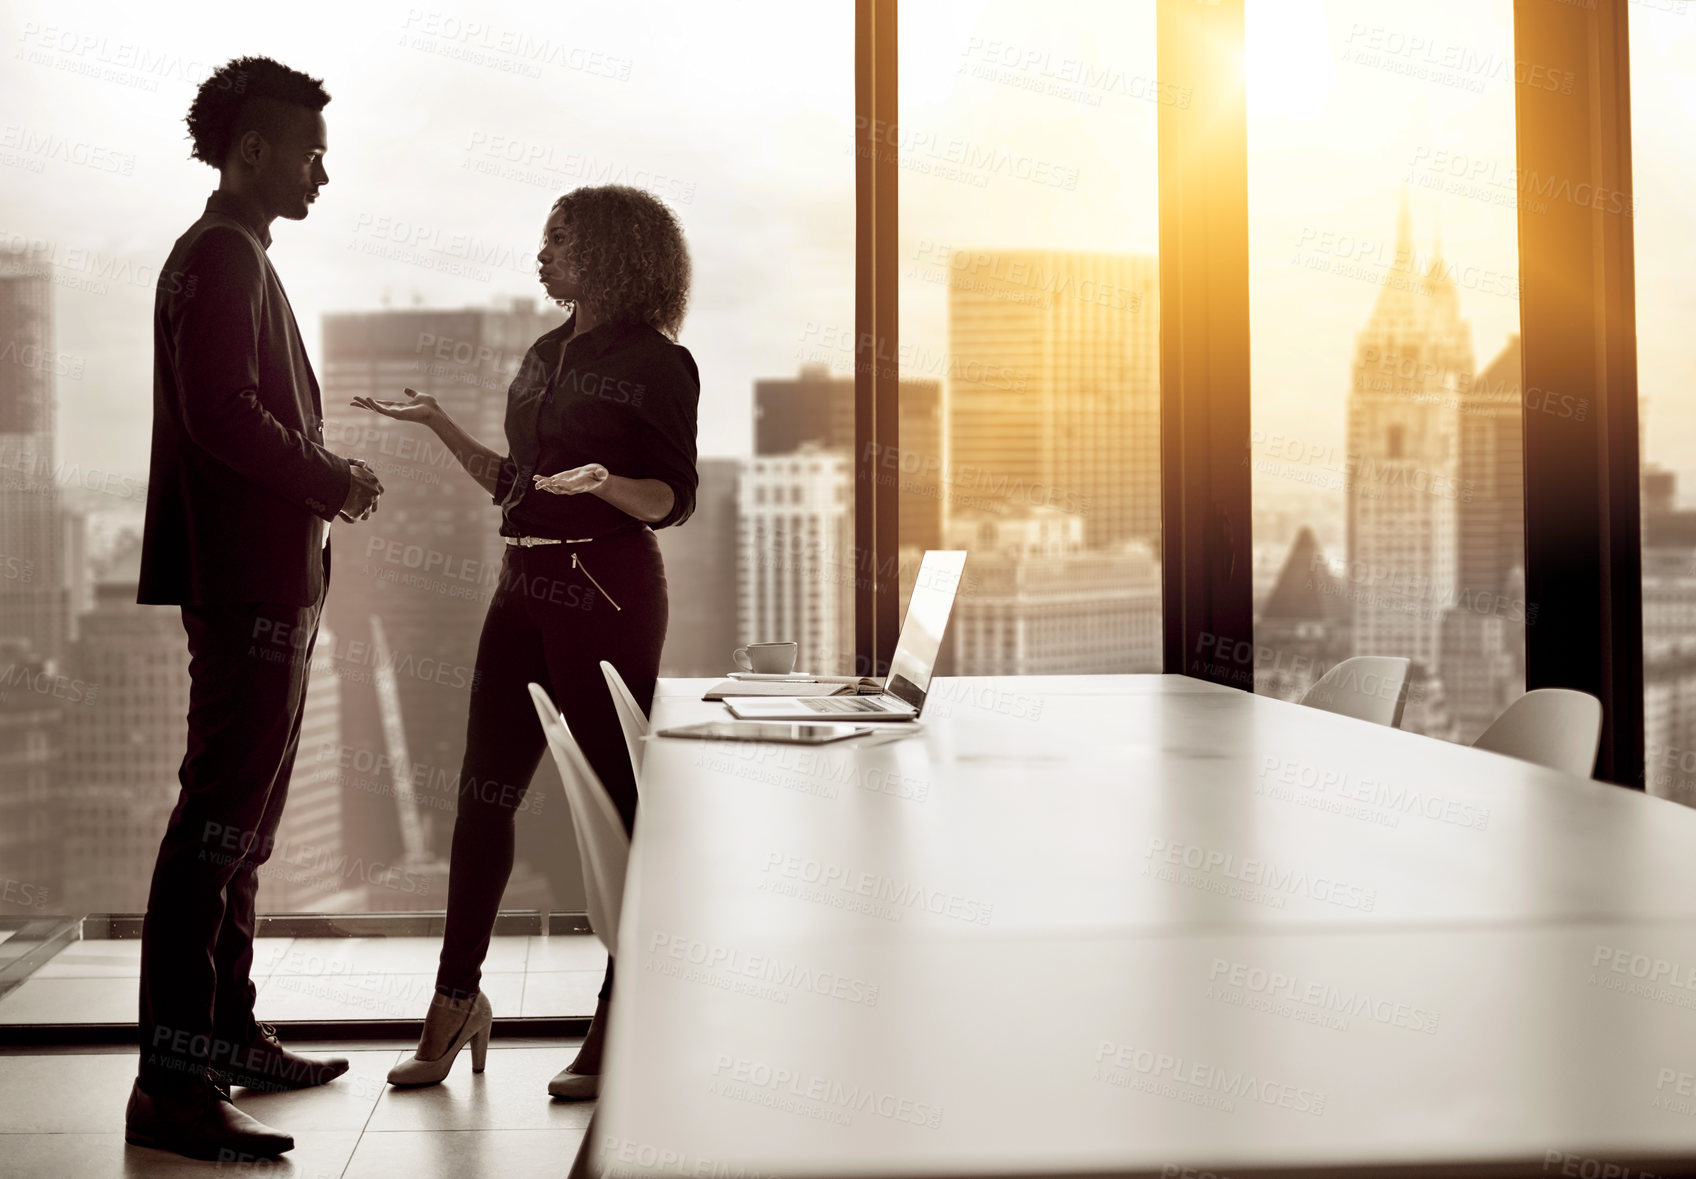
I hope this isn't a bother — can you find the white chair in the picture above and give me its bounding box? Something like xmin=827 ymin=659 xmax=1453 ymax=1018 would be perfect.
xmin=1472 ymin=688 xmax=1603 ymax=779
xmin=600 ymin=660 xmax=649 ymax=781
xmin=1299 ymin=656 xmax=1412 ymax=728
xmin=529 ymin=683 xmax=628 ymax=1179
xmin=529 ymin=682 xmax=630 ymax=953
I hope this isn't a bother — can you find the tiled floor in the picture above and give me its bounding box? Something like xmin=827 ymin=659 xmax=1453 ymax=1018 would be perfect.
xmin=0 ymin=936 xmax=607 ymax=1024
xmin=0 ymin=1040 xmax=594 ymax=1177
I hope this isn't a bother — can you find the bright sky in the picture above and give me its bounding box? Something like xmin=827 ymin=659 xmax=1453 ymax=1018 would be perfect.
xmin=0 ymin=0 xmax=855 ymax=477
xmin=4 ymin=0 xmax=1693 ymax=511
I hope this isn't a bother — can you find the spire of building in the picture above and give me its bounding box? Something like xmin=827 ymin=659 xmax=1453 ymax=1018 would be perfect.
xmin=1347 ymin=198 xmax=1477 ymax=674
xmin=1360 ymin=198 xmax=1472 ymax=364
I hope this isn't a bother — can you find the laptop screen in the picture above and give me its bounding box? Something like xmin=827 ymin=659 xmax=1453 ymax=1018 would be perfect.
xmin=884 ymin=551 xmax=968 ymax=713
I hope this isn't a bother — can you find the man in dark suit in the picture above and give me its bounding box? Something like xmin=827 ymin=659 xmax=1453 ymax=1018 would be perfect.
xmin=125 ymin=56 xmax=384 ymax=1162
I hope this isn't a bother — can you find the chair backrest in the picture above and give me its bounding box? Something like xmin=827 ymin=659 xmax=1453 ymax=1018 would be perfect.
xmin=528 ymin=683 xmax=631 ymax=956
xmin=600 ymin=660 xmax=649 ymax=780
xmin=1300 ymin=656 xmax=1413 ymax=728
xmin=1472 ymin=688 xmax=1603 ymax=779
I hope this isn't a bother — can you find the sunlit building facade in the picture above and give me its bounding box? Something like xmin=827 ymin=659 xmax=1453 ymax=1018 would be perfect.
xmin=737 ymin=447 xmax=854 ymax=676
xmin=946 ymin=250 xmax=1160 ymax=552
xmin=1345 ymin=204 xmax=1474 ymax=675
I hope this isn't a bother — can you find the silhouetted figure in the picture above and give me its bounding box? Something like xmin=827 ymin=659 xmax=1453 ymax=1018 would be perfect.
xmin=126 ymin=56 xmax=382 ymax=1163
xmin=355 ymin=185 xmax=698 ymax=1102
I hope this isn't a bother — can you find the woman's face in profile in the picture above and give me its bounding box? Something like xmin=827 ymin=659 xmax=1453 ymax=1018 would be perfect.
xmin=536 ymin=209 xmax=584 ymax=306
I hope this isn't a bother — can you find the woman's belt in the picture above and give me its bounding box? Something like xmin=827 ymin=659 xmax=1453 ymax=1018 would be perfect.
xmin=502 ymin=520 xmax=646 ymax=547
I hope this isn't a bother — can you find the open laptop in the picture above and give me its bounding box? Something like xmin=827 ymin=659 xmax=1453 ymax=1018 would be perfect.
xmin=725 ymin=550 xmax=967 ymax=723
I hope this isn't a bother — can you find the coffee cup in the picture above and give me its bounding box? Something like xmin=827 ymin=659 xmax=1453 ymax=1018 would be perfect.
xmin=734 ymin=642 xmax=798 ymax=674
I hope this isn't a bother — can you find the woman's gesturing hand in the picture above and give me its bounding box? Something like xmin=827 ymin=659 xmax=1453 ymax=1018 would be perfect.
xmin=533 ymin=463 xmax=610 ymax=496
xmin=351 ymin=387 xmax=441 ymax=425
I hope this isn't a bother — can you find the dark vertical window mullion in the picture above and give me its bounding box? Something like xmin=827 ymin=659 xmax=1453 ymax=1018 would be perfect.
xmin=1156 ymin=0 xmax=1254 ymax=686
xmin=1513 ymin=0 xmax=1643 ymax=786
xmin=854 ymin=0 xmax=900 ymax=678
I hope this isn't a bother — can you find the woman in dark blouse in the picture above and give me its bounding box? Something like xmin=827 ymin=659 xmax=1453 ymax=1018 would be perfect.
xmin=353 ymin=185 xmax=698 ymax=1097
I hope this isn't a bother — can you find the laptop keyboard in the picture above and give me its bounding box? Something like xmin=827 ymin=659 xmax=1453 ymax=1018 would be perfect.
xmin=804 ymin=696 xmax=892 ymax=713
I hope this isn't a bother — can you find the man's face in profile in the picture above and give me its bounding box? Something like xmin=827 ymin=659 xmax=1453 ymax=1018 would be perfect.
xmin=255 ymin=105 xmax=328 ymax=222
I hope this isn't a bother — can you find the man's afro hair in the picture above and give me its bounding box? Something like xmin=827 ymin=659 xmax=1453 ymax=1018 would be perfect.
xmin=184 ymin=56 xmax=329 ymax=167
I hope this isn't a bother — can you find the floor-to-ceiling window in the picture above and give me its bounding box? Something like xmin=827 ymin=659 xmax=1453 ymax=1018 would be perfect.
xmin=0 ymin=0 xmax=852 ymax=1025
xmin=893 ymin=0 xmax=1163 ymax=680
xmin=1631 ymin=0 xmax=1696 ymax=803
xmin=1246 ymin=1 xmax=1528 ymax=744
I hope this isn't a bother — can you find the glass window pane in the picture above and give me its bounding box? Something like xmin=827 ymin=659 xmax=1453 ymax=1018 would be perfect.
xmin=0 ymin=0 xmax=852 ymax=946
xmin=895 ymin=0 xmax=1162 ymax=677
xmin=1632 ymin=3 xmax=1696 ymax=805
xmin=1248 ymin=0 xmax=1526 ymax=744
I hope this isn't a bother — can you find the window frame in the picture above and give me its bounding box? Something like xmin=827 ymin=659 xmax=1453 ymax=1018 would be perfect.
xmin=855 ymin=0 xmax=1646 ymax=786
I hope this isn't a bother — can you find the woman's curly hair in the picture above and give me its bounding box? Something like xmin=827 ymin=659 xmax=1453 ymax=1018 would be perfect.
xmin=549 ymin=186 xmax=691 ymax=340
xmin=184 ymin=57 xmax=330 ymax=167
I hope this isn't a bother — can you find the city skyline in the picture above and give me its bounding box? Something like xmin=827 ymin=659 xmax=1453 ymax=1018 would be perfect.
xmin=4 ymin=0 xmax=1696 ymax=920
xmin=17 ymin=1 xmax=1695 ymax=496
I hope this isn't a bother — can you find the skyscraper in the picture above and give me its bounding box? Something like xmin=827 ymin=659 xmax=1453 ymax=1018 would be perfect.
xmin=1437 ymin=335 xmax=1527 ymax=742
xmin=943 ymin=510 xmax=1160 ymax=676
xmin=753 ymin=366 xmax=943 ymax=552
xmin=1640 ymin=461 xmax=1696 ymax=807
xmin=0 ymin=251 xmax=67 ymax=661
xmin=1345 ymin=201 xmax=1474 ymax=671
xmin=738 ymin=447 xmax=853 ymax=676
xmin=320 ymin=299 xmax=563 ymax=864
xmin=59 ymin=543 xmax=186 ymax=914
xmin=656 ymin=457 xmax=740 ymax=675
xmin=1456 ymin=336 xmax=1526 ymax=603
xmin=255 ymin=629 xmax=345 ymax=914
xmin=945 ymin=250 xmax=1159 ymax=550
xmin=0 ymin=641 xmax=63 ymax=915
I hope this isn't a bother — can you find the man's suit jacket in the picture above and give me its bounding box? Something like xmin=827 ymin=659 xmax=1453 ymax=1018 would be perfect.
xmin=139 ymin=191 xmax=352 ymax=607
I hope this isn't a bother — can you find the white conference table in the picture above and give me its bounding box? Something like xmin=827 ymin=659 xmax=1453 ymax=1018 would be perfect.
xmin=593 ymin=675 xmax=1696 ymax=1178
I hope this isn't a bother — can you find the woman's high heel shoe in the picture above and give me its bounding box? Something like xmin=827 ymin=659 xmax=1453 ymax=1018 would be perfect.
xmin=547 ymin=1065 xmax=599 ymax=1100
xmin=548 ymin=993 xmax=608 ymax=1100
xmin=387 ymin=990 xmax=493 ymax=1087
